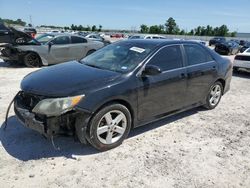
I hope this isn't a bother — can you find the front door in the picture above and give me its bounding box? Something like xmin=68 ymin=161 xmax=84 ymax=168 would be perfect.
xmin=48 ymin=36 xmax=70 ymax=64
xmin=137 ymin=45 xmax=187 ymax=122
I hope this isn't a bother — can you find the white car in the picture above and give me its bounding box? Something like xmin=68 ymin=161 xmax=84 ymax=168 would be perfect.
xmin=129 ymin=34 xmax=166 ymax=39
xmin=233 ymin=48 xmax=250 ymax=71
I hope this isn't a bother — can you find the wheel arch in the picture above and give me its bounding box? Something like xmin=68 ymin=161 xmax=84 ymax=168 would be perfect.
xmin=92 ymin=99 xmax=135 ymax=129
xmin=215 ymin=78 xmax=225 ymax=94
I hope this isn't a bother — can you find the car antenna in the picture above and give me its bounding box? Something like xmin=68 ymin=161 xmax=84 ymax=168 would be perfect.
xmin=51 ymin=135 xmax=60 ymax=150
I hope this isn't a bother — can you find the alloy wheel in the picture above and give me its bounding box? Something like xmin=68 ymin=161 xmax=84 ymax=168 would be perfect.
xmin=209 ymin=84 xmax=222 ymax=106
xmin=97 ymin=110 xmax=127 ymax=145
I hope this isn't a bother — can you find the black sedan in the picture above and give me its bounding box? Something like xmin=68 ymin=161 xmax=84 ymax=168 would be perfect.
xmin=240 ymin=42 xmax=250 ymax=53
xmin=209 ymin=37 xmax=226 ymax=46
xmin=9 ymin=40 xmax=232 ymax=151
xmin=215 ymin=41 xmax=240 ymax=55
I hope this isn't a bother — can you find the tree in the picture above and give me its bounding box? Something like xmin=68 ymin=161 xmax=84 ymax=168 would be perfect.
xmin=149 ymin=25 xmax=162 ymax=34
xmin=98 ymin=25 xmax=102 ymax=32
xmin=92 ymin=25 xmax=97 ymax=31
xmin=179 ymin=29 xmax=185 ymax=35
xmin=230 ymin=32 xmax=237 ymax=37
xmin=218 ymin=25 xmax=229 ymax=36
xmin=165 ymin=17 xmax=179 ymax=34
xmin=140 ymin=24 xmax=149 ymax=33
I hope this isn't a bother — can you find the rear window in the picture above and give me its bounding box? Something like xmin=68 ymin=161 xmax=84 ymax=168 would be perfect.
xmin=71 ymin=36 xmax=87 ymax=44
xmin=184 ymin=45 xmax=214 ymax=66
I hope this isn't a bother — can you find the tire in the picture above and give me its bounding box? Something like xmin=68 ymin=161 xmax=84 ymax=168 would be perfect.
xmin=87 ymin=103 xmax=131 ymax=151
xmin=23 ymin=52 xmax=41 ymax=68
xmin=86 ymin=50 xmax=96 ymax=56
xmin=204 ymin=82 xmax=223 ymax=110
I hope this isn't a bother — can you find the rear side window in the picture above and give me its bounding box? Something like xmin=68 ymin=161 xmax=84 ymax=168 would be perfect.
xmin=148 ymin=45 xmax=183 ymax=71
xmin=53 ymin=36 xmax=70 ymax=45
xmin=71 ymin=36 xmax=87 ymax=44
xmin=184 ymin=45 xmax=213 ymax=66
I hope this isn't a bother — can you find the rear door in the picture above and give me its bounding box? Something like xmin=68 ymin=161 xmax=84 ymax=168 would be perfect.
xmin=68 ymin=36 xmax=88 ymax=60
xmin=137 ymin=45 xmax=187 ymax=122
xmin=184 ymin=44 xmax=218 ymax=105
xmin=49 ymin=36 xmax=70 ymax=64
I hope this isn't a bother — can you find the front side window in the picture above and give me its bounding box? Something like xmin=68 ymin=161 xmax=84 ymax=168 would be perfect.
xmin=184 ymin=45 xmax=213 ymax=66
xmin=147 ymin=45 xmax=183 ymax=71
xmin=52 ymin=36 xmax=70 ymax=45
xmin=35 ymin=34 xmax=55 ymax=44
xmin=71 ymin=36 xmax=87 ymax=44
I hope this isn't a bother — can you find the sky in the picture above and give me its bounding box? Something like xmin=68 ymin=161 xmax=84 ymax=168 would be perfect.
xmin=0 ymin=0 xmax=250 ymax=32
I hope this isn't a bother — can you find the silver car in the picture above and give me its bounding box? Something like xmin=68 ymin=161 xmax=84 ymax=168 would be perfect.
xmin=0 ymin=33 xmax=104 ymax=67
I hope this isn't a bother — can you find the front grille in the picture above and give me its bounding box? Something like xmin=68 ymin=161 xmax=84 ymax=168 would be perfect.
xmin=235 ymin=55 xmax=250 ymax=61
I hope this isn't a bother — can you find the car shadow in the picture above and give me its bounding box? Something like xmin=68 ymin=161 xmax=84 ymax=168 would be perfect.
xmin=0 ymin=61 xmax=26 ymax=68
xmin=233 ymin=70 xmax=250 ymax=79
xmin=0 ymin=107 xmax=201 ymax=161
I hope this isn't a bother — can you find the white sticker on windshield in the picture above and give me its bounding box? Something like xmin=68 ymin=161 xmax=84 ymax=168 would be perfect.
xmin=130 ymin=47 xmax=145 ymax=53
xmin=121 ymin=66 xmax=128 ymax=70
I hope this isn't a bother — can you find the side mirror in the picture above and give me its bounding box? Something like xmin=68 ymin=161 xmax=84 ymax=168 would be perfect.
xmin=142 ymin=65 xmax=162 ymax=77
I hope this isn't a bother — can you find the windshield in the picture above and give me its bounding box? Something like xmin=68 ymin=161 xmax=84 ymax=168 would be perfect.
xmin=35 ymin=34 xmax=55 ymax=44
xmin=81 ymin=41 xmax=157 ymax=73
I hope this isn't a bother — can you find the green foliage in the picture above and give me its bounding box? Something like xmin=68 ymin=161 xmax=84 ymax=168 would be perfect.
xmin=92 ymin=25 xmax=97 ymax=31
xmin=0 ymin=17 xmax=26 ymax=26
xmin=138 ymin=17 xmax=235 ymax=37
xmin=140 ymin=24 xmax=149 ymax=33
xmin=165 ymin=17 xmax=179 ymax=34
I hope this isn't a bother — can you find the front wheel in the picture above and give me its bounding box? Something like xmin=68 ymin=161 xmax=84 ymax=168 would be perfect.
xmin=23 ymin=52 xmax=41 ymax=68
xmin=204 ymin=82 xmax=223 ymax=110
xmin=87 ymin=104 xmax=131 ymax=151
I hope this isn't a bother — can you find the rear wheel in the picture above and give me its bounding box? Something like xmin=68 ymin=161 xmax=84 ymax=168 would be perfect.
xmin=204 ymin=82 xmax=223 ymax=110
xmin=23 ymin=52 xmax=41 ymax=67
xmin=87 ymin=104 xmax=131 ymax=151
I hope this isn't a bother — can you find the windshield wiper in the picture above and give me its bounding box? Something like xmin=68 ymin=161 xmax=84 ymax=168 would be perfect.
xmin=84 ymin=64 xmax=102 ymax=69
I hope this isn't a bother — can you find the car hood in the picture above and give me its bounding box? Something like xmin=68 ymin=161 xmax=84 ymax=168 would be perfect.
xmin=21 ymin=61 xmax=121 ymax=97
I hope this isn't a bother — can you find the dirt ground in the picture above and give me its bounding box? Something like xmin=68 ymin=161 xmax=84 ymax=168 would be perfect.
xmin=0 ymin=56 xmax=250 ymax=188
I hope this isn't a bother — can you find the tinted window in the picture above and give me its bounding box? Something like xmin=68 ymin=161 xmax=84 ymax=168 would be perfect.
xmin=148 ymin=45 xmax=183 ymax=71
xmin=53 ymin=36 xmax=70 ymax=45
xmin=71 ymin=36 xmax=87 ymax=44
xmin=184 ymin=45 xmax=213 ymax=66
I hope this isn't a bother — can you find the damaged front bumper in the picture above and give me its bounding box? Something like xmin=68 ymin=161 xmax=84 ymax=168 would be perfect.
xmin=0 ymin=45 xmax=21 ymax=61
xmin=12 ymin=92 xmax=91 ymax=144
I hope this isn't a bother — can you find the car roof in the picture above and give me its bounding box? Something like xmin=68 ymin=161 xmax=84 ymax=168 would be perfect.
xmin=45 ymin=33 xmax=86 ymax=38
xmin=120 ymin=39 xmax=203 ymax=47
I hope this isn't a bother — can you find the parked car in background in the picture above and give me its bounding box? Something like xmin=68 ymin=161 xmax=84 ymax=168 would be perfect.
xmin=215 ymin=41 xmax=240 ymax=55
xmin=209 ymin=37 xmax=226 ymax=46
xmin=0 ymin=23 xmax=33 ymax=44
xmin=110 ymin=33 xmax=124 ymax=38
xmin=12 ymin=40 xmax=232 ymax=151
xmin=189 ymin=39 xmax=206 ymax=46
xmin=129 ymin=34 xmax=166 ymax=39
xmin=0 ymin=33 xmax=104 ymax=67
xmin=240 ymin=42 xmax=250 ymax=53
xmin=82 ymin=33 xmax=111 ymax=45
xmin=23 ymin=27 xmax=37 ymax=38
xmin=233 ymin=48 xmax=250 ymax=72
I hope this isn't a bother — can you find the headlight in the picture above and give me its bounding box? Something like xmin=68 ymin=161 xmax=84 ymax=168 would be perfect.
xmin=32 ymin=95 xmax=84 ymax=117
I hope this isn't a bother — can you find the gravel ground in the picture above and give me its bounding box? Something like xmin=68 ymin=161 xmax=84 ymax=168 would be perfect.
xmin=0 ymin=57 xmax=250 ymax=188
